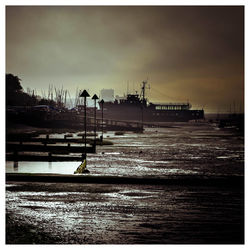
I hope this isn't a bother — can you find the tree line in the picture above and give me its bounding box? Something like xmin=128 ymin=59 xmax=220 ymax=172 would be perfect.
xmin=6 ymin=73 xmax=56 ymax=106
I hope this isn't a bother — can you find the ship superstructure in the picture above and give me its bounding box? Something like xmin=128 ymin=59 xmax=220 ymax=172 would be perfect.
xmin=99 ymin=80 xmax=204 ymax=122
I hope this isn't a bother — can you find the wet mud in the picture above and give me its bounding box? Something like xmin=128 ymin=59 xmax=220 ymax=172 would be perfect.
xmin=6 ymin=182 xmax=243 ymax=244
xmin=6 ymin=123 xmax=244 ymax=244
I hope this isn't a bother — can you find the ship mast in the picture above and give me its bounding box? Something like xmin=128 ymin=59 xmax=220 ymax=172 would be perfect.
xmin=141 ymin=80 xmax=148 ymax=106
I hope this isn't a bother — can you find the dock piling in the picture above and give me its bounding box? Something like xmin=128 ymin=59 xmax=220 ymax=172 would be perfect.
xmin=48 ymin=152 xmax=52 ymax=162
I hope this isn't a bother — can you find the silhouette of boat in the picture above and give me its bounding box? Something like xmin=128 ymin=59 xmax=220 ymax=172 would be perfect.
xmin=99 ymin=81 xmax=204 ymax=122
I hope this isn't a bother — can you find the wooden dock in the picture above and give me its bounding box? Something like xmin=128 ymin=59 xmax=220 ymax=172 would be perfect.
xmin=7 ymin=137 xmax=101 ymax=144
xmin=6 ymin=133 xmax=98 ymax=161
xmin=6 ymin=154 xmax=85 ymax=162
xmin=6 ymin=143 xmax=95 ymax=154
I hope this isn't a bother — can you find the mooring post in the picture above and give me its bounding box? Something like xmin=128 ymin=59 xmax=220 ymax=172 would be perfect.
xmin=45 ymin=134 xmax=49 ymax=146
xmin=13 ymin=150 xmax=18 ymax=161
xmin=14 ymin=161 xmax=18 ymax=169
xmin=48 ymin=152 xmax=52 ymax=162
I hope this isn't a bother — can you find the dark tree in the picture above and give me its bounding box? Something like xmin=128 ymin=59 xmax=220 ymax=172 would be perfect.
xmin=6 ymin=73 xmax=56 ymax=107
xmin=6 ymin=73 xmax=36 ymax=106
xmin=6 ymin=74 xmax=23 ymax=94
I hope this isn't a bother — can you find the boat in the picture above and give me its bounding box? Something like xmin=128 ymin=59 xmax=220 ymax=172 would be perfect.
xmin=99 ymin=81 xmax=204 ymax=122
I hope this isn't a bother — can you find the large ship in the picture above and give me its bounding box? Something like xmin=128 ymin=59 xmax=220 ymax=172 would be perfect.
xmin=99 ymin=81 xmax=204 ymax=122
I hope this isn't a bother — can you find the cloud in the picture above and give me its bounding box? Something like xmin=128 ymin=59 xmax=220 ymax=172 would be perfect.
xmin=6 ymin=6 xmax=244 ymax=113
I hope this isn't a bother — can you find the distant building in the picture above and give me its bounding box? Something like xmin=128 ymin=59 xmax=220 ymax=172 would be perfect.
xmin=100 ymin=89 xmax=114 ymax=102
xmin=115 ymin=95 xmax=124 ymax=103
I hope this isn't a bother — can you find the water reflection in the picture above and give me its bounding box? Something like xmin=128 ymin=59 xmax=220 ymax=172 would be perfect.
xmin=6 ymin=161 xmax=80 ymax=174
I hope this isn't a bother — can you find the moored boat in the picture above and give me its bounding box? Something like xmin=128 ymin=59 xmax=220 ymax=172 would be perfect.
xmin=99 ymin=81 xmax=204 ymax=122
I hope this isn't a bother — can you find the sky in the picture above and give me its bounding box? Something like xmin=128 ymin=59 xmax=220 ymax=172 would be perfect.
xmin=6 ymin=5 xmax=244 ymax=113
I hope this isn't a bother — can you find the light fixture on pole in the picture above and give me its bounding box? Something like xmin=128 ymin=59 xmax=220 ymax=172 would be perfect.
xmin=80 ymin=89 xmax=90 ymax=159
xmin=92 ymin=94 xmax=99 ymax=148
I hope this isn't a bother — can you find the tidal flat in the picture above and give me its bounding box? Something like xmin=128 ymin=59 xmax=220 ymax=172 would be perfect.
xmin=6 ymin=122 xmax=244 ymax=244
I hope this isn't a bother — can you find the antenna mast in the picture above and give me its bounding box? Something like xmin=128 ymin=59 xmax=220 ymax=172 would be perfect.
xmin=141 ymin=79 xmax=150 ymax=106
xmin=142 ymin=80 xmax=146 ymax=102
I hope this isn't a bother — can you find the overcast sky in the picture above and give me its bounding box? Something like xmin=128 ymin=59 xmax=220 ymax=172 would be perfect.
xmin=6 ymin=6 xmax=244 ymax=113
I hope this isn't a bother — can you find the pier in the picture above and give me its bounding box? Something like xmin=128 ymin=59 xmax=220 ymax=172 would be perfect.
xmin=6 ymin=133 xmax=97 ymax=162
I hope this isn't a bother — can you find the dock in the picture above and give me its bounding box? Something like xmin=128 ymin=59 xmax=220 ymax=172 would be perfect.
xmin=6 ymin=132 xmax=98 ymax=162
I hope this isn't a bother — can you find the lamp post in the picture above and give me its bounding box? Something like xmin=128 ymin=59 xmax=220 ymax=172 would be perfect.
xmin=92 ymin=94 xmax=99 ymax=148
xmin=80 ymin=89 xmax=90 ymax=159
xmin=100 ymin=99 xmax=104 ymax=143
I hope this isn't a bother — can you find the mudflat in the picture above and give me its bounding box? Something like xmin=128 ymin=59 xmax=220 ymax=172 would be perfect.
xmin=6 ymin=181 xmax=244 ymax=244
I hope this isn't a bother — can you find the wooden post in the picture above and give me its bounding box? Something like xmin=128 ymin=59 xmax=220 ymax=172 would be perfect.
xmin=48 ymin=152 xmax=52 ymax=162
xmin=14 ymin=161 xmax=18 ymax=169
xmin=45 ymin=134 xmax=49 ymax=146
xmin=13 ymin=150 xmax=18 ymax=161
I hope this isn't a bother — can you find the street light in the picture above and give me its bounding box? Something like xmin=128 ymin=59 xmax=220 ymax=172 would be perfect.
xmin=80 ymin=89 xmax=90 ymax=159
xmin=100 ymin=99 xmax=104 ymax=143
xmin=92 ymin=94 xmax=99 ymax=148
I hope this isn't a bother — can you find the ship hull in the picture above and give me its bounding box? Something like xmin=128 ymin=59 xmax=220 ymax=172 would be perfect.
xmin=101 ymin=106 xmax=204 ymax=122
